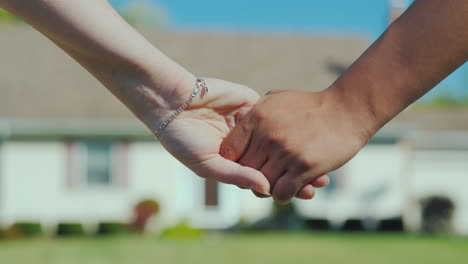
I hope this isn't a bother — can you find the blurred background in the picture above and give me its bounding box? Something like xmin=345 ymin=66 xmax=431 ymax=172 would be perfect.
xmin=0 ymin=0 xmax=467 ymax=263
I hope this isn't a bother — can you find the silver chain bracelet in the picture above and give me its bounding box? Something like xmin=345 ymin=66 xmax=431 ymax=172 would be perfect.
xmin=154 ymin=78 xmax=208 ymax=139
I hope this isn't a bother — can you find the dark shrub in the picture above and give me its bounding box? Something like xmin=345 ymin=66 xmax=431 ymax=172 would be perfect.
xmin=130 ymin=199 xmax=160 ymax=233
xmin=341 ymin=219 xmax=364 ymax=232
xmin=304 ymin=219 xmax=331 ymax=231
xmin=378 ymin=217 xmax=404 ymax=232
xmin=56 ymin=223 xmax=85 ymax=237
xmin=0 ymin=228 xmax=6 ymax=239
xmin=12 ymin=222 xmax=42 ymax=236
xmin=421 ymin=196 xmax=455 ymax=233
xmin=271 ymin=202 xmax=303 ymax=230
xmin=97 ymin=222 xmax=128 ymax=236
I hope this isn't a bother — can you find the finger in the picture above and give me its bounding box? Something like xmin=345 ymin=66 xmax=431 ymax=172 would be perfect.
xmin=294 ymin=175 xmax=329 ymax=200
xmin=310 ymin=174 xmax=330 ymax=188
xmin=260 ymin=156 xmax=292 ymax=188
xmin=238 ymin=136 xmax=268 ymax=170
xmin=295 ymin=184 xmax=316 ymax=200
xmin=199 ymin=156 xmax=270 ymax=195
xmin=271 ymin=170 xmax=303 ymax=204
xmin=272 ymin=168 xmax=322 ymax=204
xmin=219 ymin=119 xmax=253 ymax=162
xmin=252 ymin=190 xmax=271 ymax=198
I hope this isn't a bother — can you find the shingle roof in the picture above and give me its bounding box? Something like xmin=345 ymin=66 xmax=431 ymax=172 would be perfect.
xmin=0 ymin=25 xmax=368 ymax=120
xmin=0 ymin=25 xmax=467 ymax=138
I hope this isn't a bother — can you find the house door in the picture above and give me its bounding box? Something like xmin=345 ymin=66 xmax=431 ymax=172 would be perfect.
xmin=189 ymin=173 xmax=246 ymax=229
xmin=204 ymin=179 xmax=219 ymax=208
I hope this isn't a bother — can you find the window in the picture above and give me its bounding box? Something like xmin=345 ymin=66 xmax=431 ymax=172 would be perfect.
xmin=85 ymin=141 xmax=113 ymax=186
xmin=66 ymin=140 xmax=127 ymax=189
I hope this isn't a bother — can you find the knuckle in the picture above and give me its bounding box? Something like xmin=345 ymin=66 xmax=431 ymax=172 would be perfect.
xmin=219 ymin=143 xmax=234 ymax=159
xmin=260 ymin=166 xmax=276 ymax=183
xmin=267 ymin=132 xmax=286 ymax=147
xmin=296 ymin=156 xmax=317 ymax=170
xmin=265 ymin=135 xmax=300 ymax=159
xmin=252 ymin=108 xmax=269 ymax=122
xmin=281 ymin=144 xmax=300 ymax=157
xmin=238 ymin=156 xmax=256 ymax=168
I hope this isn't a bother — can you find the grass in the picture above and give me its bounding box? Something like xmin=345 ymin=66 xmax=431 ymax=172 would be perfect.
xmin=0 ymin=232 xmax=467 ymax=264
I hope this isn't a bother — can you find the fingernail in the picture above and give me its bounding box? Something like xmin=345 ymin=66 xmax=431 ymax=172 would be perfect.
xmin=254 ymin=186 xmax=270 ymax=196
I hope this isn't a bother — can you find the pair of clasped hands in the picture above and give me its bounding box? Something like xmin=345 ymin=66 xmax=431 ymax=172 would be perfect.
xmin=158 ymin=77 xmax=369 ymax=204
xmin=3 ymin=0 xmax=465 ymax=204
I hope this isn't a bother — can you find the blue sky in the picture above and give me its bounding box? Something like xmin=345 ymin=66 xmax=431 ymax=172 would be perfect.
xmin=109 ymin=0 xmax=466 ymax=98
xmin=110 ymin=0 xmax=391 ymax=36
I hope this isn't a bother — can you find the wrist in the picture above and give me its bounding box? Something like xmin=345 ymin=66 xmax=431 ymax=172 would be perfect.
xmin=109 ymin=63 xmax=197 ymax=133
xmin=322 ymin=24 xmax=410 ymax=140
xmin=322 ymin=84 xmax=381 ymax=144
xmin=140 ymin=70 xmax=197 ymax=133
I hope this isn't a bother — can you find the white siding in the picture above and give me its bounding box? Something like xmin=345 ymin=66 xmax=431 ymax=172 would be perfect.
xmin=295 ymin=143 xmax=406 ymax=226
xmin=129 ymin=143 xmax=272 ymax=229
xmin=1 ymin=141 xmax=66 ymax=229
xmin=126 ymin=142 xmax=188 ymax=231
xmin=0 ymin=141 xmax=273 ymax=231
xmin=187 ymin=170 xmax=272 ymax=229
xmin=0 ymin=141 xmax=186 ymax=231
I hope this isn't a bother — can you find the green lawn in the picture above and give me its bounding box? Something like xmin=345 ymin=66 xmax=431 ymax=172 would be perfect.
xmin=0 ymin=232 xmax=467 ymax=264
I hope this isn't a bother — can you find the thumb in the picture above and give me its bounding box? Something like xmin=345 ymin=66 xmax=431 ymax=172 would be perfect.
xmin=219 ymin=119 xmax=252 ymax=162
xmin=199 ymin=156 xmax=270 ymax=195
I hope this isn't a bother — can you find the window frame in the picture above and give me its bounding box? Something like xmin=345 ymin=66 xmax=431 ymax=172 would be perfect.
xmin=80 ymin=141 xmax=115 ymax=187
xmin=66 ymin=140 xmax=127 ymax=190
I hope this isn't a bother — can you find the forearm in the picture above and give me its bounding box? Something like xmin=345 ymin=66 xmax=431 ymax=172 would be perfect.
xmin=1 ymin=0 xmax=195 ymax=131
xmin=327 ymin=0 xmax=468 ymax=136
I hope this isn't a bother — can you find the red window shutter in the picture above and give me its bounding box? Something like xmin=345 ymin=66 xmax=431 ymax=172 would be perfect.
xmin=65 ymin=141 xmax=77 ymax=189
xmin=114 ymin=142 xmax=129 ymax=188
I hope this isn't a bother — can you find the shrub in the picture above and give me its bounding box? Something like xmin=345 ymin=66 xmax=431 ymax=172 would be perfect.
xmin=130 ymin=199 xmax=160 ymax=233
xmin=97 ymin=222 xmax=128 ymax=236
xmin=271 ymin=203 xmax=303 ymax=230
xmin=12 ymin=222 xmax=42 ymax=236
xmin=378 ymin=217 xmax=404 ymax=232
xmin=341 ymin=219 xmax=365 ymax=232
xmin=160 ymin=221 xmax=203 ymax=240
xmin=304 ymin=219 xmax=331 ymax=231
xmin=0 ymin=226 xmax=22 ymax=240
xmin=421 ymin=196 xmax=455 ymax=233
xmin=56 ymin=223 xmax=85 ymax=237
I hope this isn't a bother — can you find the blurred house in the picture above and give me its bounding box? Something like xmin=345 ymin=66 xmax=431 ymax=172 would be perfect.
xmin=1 ymin=25 xmax=467 ymax=235
xmin=0 ymin=25 xmax=366 ymax=232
